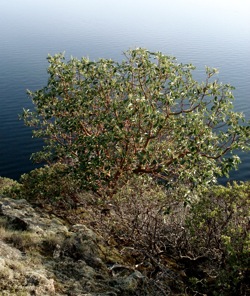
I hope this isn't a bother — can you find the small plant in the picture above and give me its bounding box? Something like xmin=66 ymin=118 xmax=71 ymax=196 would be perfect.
xmin=6 ymin=163 xmax=82 ymax=207
xmin=0 ymin=177 xmax=19 ymax=196
xmin=3 ymin=230 xmax=41 ymax=252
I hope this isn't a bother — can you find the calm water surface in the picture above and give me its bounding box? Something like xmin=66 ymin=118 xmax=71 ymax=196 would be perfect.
xmin=0 ymin=0 xmax=249 ymax=181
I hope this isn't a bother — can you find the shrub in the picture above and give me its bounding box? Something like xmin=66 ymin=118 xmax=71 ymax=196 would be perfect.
xmin=0 ymin=177 xmax=19 ymax=196
xmin=80 ymin=179 xmax=249 ymax=295
xmin=185 ymin=182 xmax=250 ymax=295
xmin=7 ymin=163 xmax=81 ymax=208
xmin=22 ymin=48 xmax=250 ymax=196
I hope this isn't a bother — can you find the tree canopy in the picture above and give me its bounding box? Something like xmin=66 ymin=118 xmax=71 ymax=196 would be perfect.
xmin=22 ymin=48 xmax=250 ymax=195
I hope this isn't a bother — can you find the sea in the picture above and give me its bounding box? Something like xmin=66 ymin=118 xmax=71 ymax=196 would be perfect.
xmin=0 ymin=0 xmax=249 ymax=182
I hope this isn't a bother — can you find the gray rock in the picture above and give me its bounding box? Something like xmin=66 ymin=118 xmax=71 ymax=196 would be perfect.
xmin=0 ymin=197 xmax=68 ymax=237
xmin=25 ymin=272 xmax=55 ymax=295
xmin=0 ymin=197 xmax=144 ymax=295
xmin=0 ymin=239 xmax=23 ymax=260
xmin=0 ymin=239 xmax=56 ymax=295
xmin=62 ymin=224 xmax=106 ymax=269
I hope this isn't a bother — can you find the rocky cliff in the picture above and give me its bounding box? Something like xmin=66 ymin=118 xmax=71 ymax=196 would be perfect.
xmin=0 ymin=197 xmax=149 ymax=296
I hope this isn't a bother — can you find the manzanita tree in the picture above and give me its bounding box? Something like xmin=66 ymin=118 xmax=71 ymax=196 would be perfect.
xmin=22 ymin=48 xmax=250 ymax=196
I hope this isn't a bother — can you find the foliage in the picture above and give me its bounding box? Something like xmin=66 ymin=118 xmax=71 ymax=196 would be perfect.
xmin=5 ymin=163 xmax=81 ymax=207
xmin=22 ymin=48 xmax=250 ymax=195
xmin=77 ymin=175 xmax=187 ymax=295
xmin=76 ymin=179 xmax=249 ymax=295
xmin=185 ymin=182 xmax=250 ymax=295
xmin=0 ymin=177 xmax=19 ymax=196
xmin=1 ymin=172 xmax=249 ymax=294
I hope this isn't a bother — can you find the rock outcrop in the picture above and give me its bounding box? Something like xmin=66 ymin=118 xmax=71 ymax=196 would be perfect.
xmin=0 ymin=197 xmax=144 ymax=296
